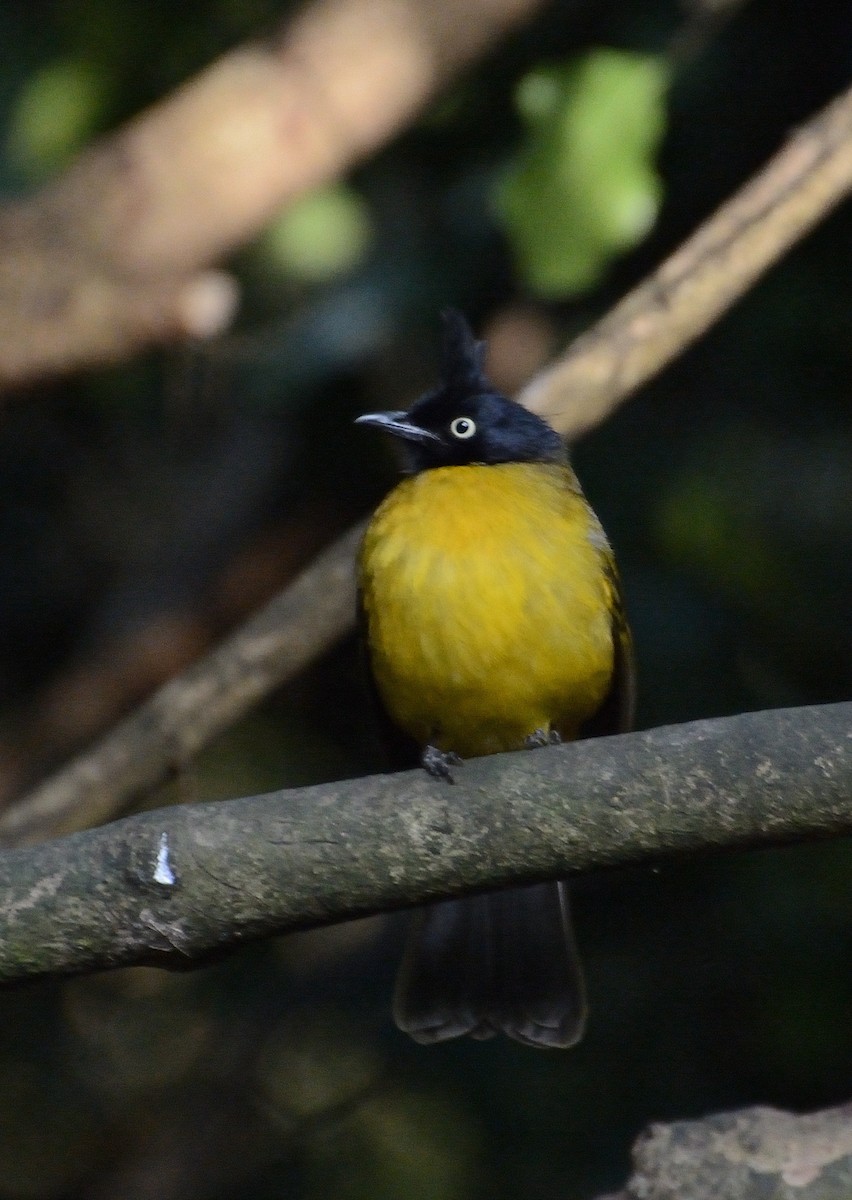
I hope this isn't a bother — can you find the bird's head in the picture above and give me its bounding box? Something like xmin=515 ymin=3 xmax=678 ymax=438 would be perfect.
xmin=355 ymin=311 xmax=564 ymax=473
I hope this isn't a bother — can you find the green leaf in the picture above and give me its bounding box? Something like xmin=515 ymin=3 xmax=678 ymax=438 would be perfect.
xmin=7 ymin=58 xmax=110 ymax=178
xmin=260 ymin=184 xmax=374 ymax=284
xmin=496 ymin=49 xmax=670 ymax=298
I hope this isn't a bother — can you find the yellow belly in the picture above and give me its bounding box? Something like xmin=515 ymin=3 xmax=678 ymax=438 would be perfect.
xmin=359 ymin=462 xmax=616 ymax=758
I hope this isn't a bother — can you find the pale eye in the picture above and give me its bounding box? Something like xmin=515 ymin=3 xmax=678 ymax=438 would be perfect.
xmin=449 ymin=416 xmax=476 ymax=440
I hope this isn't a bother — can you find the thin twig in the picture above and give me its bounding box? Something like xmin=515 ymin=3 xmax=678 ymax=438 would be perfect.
xmin=519 ymin=82 xmax=852 ymax=435
xmin=0 ymin=524 xmax=363 ymax=845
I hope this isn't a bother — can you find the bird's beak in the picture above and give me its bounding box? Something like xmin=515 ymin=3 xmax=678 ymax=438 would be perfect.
xmin=354 ymin=411 xmax=442 ymax=445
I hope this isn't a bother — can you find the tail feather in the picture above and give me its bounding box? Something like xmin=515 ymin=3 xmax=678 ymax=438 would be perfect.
xmin=393 ymin=881 xmax=586 ymax=1049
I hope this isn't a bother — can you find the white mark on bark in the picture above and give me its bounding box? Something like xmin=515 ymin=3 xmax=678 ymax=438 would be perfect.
xmin=154 ymin=833 xmax=176 ymax=886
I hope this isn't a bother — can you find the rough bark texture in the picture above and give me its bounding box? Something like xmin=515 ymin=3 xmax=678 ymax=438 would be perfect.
xmin=0 ymin=702 xmax=849 ymax=985
xmin=604 ymin=1102 xmax=852 ymax=1199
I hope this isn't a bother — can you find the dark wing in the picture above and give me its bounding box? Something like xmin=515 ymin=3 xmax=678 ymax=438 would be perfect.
xmin=357 ymin=587 xmax=421 ymax=771
xmin=579 ymin=554 xmax=635 ymax=739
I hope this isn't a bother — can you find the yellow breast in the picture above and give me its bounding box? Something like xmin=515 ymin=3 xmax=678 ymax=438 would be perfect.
xmin=358 ymin=462 xmax=616 ymax=758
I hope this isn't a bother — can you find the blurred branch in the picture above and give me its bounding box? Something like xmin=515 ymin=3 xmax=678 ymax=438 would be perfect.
xmin=520 ymin=81 xmax=852 ymax=435
xmin=0 ymin=0 xmax=543 ymax=389
xmin=602 ymin=1100 xmax=852 ymax=1199
xmin=0 ymin=512 xmax=330 ymax=812
xmin=0 ymin=523 xmax=363 ymax=845
xmin=0 ymin=702 xmax=850 ymax=984
xmin=6 ymin=82 xmax=852 ymax=845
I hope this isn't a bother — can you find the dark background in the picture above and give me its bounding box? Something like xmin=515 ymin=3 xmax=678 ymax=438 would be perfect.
xmin=0 ymin=0 xmax=850 ymax=1197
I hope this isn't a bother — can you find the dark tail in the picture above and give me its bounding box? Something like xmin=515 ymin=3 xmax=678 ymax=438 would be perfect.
xmin=393 ymin=881 xmax=586 ymax=1049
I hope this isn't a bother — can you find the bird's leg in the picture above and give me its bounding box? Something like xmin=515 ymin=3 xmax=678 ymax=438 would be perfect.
xmin=524 ymin=728 xmax=562 ymax=750
xmin=422 ymin=744 xmax=463 ymax=783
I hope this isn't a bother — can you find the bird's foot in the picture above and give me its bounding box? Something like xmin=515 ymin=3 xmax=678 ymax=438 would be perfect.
xmin=524 ymin=728 xmax=562 ymax=750
xmin=422 ymin=744 xmax=463 ymax=783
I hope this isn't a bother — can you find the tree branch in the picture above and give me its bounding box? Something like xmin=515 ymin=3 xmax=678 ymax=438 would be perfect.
xmin=0 ymin=523 xmax=364 ymax=846
xmin=0 ymin=703 xmax=849 ymax=986
xmin=603 ymin=1100 xmax=852 ymax=1199
xmin=519 ymin=81 xmax=852 ymax=435
xmin=7 ymin=81 xmax=852 ymax=845
xmin=0 ymin=0 xmax=542 ymax=388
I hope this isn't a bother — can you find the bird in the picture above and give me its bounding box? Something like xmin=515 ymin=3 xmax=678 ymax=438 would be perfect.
xmin=355 ymin=310 xmax=634 ymax=1048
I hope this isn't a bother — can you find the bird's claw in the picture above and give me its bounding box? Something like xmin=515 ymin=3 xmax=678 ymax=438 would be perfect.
xmin=524 ymin=728 xmax=562 ymax=750
xmin=422 ymin=745 xmax=463 ymax=783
